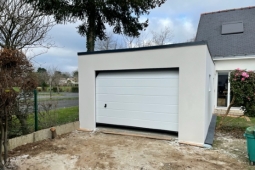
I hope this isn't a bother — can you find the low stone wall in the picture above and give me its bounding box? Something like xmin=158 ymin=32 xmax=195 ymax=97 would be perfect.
xmin=8 ymin=121 xmax=80 ymax=150
xmin=214 ymin=108 xmax=243 ymax=116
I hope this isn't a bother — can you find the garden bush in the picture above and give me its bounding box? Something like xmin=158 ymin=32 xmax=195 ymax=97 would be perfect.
xmin=71 ymin=86 xmax=79 ymax=93
xmin=229 ymin=68 xmax=255 ymax=117
xmin=52 ymin=87 xmax=58 ymax=93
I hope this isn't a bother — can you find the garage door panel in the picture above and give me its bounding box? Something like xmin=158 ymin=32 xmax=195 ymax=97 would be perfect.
xmin=96 ymin=94 xmax=178 ymax=105
xmin=97 ymin=116 xmax=178 ymax=132
xmin=96 ymin=87 xmax=178 ymax=96
xmin=97 ymin=109 xmax=178 ymax=123
xmin=96 ymin=101 xmax=178 ymax=114
xmin=96 ymin=69 xmax=179 ymax=132
xmin=96 ymin=79 xmax=178 ymax=87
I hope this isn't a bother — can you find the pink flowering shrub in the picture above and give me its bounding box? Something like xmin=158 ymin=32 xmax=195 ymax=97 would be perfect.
xmin=230 ymin=68 xmax=255 ymax=116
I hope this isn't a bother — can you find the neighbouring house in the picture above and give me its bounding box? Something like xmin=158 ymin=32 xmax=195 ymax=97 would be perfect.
xmin=58 ymin=78 xmax=79 ymax=86
xmin=59 ymin=78 xmax=67 ymax=86
xmin=66 ymin=78 xmax=79 ymax=86
xmin=78 ymin=6 xmax=255 ymax=145
xmin=195 ymin=6 xmax=255 ymax=115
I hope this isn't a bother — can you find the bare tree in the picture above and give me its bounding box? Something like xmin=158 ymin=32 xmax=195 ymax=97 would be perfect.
xmin=186 ymin=35 xmax=196 ymax=42
xmin=95 ymin=33 xmax=122 ymax=51
xmin=47 ymin=66 xmax=62 ymax=98
xmin=122 ymin=32 xmax=151 ymax=48
xmin=122 ymin=26 xmax=173 ymax=48
xmin=122 ymin=35 xmax=137 ymax=48
xmin=151 ymin=26 xmax=173 ymax=45
xmin=0 ymin=0 xmax=54 ymax=50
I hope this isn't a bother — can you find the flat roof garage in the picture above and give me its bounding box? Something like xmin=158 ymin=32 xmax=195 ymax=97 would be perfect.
xmin=78 ymin=41 xmax=215 ymax=145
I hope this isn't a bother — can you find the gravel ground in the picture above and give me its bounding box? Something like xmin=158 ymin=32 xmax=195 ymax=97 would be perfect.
xmin=6 ymin=129 xmax=253 ymax=170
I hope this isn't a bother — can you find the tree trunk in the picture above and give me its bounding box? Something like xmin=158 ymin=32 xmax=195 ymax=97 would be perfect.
xmin=3 ymin=115 xmax=7 ymax=164
xmin=217 ymin=95 xmax=236 ymax=129
xmin=86 ymin=4 xmax=96 ymax=52
xmin=50 ymin=81 xmax=52 ymax=99
xmin=225 ymin=95 xmax=236 ymax=116
xmin=0 ymin=119 xmax=4 ymax=169
xmin=86 ymin=27 xmax=95 ymax=52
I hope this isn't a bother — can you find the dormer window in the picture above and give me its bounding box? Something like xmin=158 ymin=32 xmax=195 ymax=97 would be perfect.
xmin=221 ymin=21 xmax=244 ymax=35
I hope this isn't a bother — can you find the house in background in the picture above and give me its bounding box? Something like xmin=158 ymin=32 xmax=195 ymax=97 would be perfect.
xmin=196 ymin=6 xmax=255 ymax=115
xmin=78 ymin=6 xmax=255 ymax=145
xmin=58 ymin=77 xmax=79 ymax=86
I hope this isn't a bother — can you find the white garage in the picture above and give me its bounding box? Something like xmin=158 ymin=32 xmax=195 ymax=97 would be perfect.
xmin=96 ymin=69 xmax=179 ymax=131
xmin=78 ymin=42 xmax=215 ymax=145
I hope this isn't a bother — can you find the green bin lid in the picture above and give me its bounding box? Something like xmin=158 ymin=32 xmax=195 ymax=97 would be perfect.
xmin=245 ymin=126 xmax=255 ymax=135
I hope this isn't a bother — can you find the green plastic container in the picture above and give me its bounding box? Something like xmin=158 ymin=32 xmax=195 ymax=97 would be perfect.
xmin=244 ymin=126 xmax=255 ymax=165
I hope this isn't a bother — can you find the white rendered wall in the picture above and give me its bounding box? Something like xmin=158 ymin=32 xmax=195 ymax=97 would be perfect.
xmin=78 ymin=43 xmax=214 ymax=145
xmin=215 ymin=57 xmax=255 ymax=71
xmin=204 ymin=50 xmax=215 ymax=138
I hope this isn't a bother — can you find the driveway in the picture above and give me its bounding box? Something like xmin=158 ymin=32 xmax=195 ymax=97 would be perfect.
xmin=8 ymin=130 xmax=249 ymax=170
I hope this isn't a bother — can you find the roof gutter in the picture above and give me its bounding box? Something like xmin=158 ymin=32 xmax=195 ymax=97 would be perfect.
xmin=213 ymin=55 xmax=255 ymax=61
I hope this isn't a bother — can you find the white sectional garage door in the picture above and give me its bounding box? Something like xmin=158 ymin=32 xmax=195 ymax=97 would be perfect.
xmin=96 ymin=69 xmax=179 ymax=132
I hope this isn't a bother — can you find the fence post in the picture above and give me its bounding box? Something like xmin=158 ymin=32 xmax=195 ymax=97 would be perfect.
xmin=34 ymin=89 xmax=38 ymax=131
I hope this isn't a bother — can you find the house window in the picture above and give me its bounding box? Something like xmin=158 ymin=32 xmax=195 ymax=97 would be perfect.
xmin=221 ymin=21 xmax=244 ymax=35
xmin=217 ymin=72 xmax=229 ymax=107
xmin=217 ymin=72 xmax=241 ymax=108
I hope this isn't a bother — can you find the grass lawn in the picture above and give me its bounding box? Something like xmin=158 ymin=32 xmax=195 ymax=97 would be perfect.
xmin=216 ymin=115 xmax=255 ymax=138
xmin=9 ymin=106 xmax=79 ymax=138
xmin=37 ymin=97 xmax=79 ymax=102
xmin=38 ymin=92 xmax=64 ymax=96
xmin=53 ymin=106 xmax=79 ymax=125
xmin=44 ymin=86 xmax=73 ymax=92
xmin=32 ymin=106 xmax=79 ymax=128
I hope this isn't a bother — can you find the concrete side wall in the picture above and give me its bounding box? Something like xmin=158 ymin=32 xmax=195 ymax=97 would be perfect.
xmin=78 ymin=44 xmax=214 ymax=144
xmin=8 ymin=121 xmax=80 ymax=150
xmin=204 ymin=50 xmax=215 ymax=138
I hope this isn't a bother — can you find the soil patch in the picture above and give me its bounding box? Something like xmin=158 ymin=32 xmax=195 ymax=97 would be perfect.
xmin=7 ymin=130 xmax=251 ymax=170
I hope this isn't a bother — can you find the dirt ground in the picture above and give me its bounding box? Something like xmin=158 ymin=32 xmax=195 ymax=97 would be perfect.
xmin=6 ymin=129 xmax=255 ymax=170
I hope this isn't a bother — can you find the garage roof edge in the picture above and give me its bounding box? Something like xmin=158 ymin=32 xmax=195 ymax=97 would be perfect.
xmin=77 ymin=41 xmax=208 ymax=56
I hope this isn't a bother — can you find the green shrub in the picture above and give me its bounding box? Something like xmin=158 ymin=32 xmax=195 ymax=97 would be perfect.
xmin=230 ymin=68 xmax=255 ymax=117
xmin=42 ymin=82 xmax=48 ymax=91
xmin=52 ymin=87 xmax=58 ymax=92
xmin=66 ymin=87 xmax=71 ymax=92
xmin=71 ymin=87 xmax=79 ymax=93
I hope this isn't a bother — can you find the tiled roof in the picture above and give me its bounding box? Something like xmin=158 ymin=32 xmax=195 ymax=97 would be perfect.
xmin=195 ymin=7 xmax=255 ymax=58
xmin=201 ymin=6 xmax=255 ymax=16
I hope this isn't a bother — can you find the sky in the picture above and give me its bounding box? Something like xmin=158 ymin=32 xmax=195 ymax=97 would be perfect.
xmin=32 ymin=0 xmax=255 ymax=74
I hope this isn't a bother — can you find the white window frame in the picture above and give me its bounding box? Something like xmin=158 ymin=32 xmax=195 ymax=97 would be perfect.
xmin=216 ymin=71 xmax=229 ymax=108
